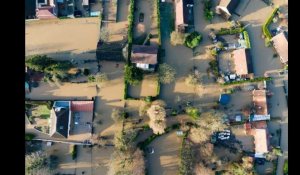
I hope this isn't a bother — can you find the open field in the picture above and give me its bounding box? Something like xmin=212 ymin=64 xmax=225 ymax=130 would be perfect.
xmin=128 ymin=74 xmax=158 ymax=98
xmin=26 ymin=18 xmax=100 ymax=59
xmin=147 ymin=131 xmax=181 ymax=175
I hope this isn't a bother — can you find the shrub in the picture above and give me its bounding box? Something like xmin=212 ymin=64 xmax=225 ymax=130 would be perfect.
xmin=25 ymin=133 xmax=36 ymax=141
xmin=284 ymin=160 xmax=288 ymax=174
xmin=88 ymin=75 xmax=95 ymax=82
xmin=185 ymin=32 xmax=202 ymax=49
xmin=262 ymin=7 xmax=279 ymax=39
xmin=156 ymin=80 xmax=161 ymax=97
xmin=83 ymin=68 xmax=90 ymax=76
xmin=124 ymin=80 xmax=129 ymax=99
xmin=243 ymin=31 xmax=251 ymax=48
xmin=204 ymin=9 xmax=214 ymax=21
xmin=265 ymin=38 xmax=271 ymax=47
xmin=145 ymin=96 xmax=153 ymax=103
xmin=217 ymin=27 xmax=244 ymax=35
xmin=124 ymin=65 xmax=143 ymax=85
xmin=209 ymin=60 xmax=219 ymax=77
xmin=70 ymin=145 xmax=77 ymax=160
xmin=186 ymin=107 xmax=201 ymax=120
xmin=170 ymin=31 xmax=186 ymax=46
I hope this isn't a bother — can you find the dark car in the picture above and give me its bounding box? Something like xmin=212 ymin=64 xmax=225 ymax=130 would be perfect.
xmin=74 ymin=10 xmax=82 ymax=17
xmin=146 ymin=147 xmax=154 ymax=154
xmin=139 ymin=13 xmax=144 ymax=22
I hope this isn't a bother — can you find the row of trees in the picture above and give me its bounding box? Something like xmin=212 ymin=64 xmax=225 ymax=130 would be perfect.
xmin=109 ymin=129 xmax=145 ymax=175
xmin=25 ymin=152 xmax=58 ymax=175
xmin=26 ymin=55 xmax=73 ymax=81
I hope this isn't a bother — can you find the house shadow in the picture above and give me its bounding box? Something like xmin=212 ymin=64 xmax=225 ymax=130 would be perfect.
xmin=116 ymin=0 xmax=129 ymax=22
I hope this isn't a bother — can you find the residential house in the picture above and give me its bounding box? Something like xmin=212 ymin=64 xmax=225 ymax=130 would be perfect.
xmin=216 ymin=0 xmax=240 ymax=20
xmin=253 ymin=129 xmax=269 ymax=158
xmin=271 ymin=32 xmax=288 ymax=64
xmin=250 ymin=89 xmax=270 ymax=122
xmin=26 ymin=0 xmax=37 ymax=19
xmin=232 ymin=48 xmax=253 ymax=77
xmin=36 ymin=0 xmax=57 ymax=19
xmin=175 ymin=0 xmax=194 ymax=33
xmin=49 ymin=100 xmax=94 ymax=142
xmin=131 ymin=45 xmax=158 ymax=71
xmin=96 ymin=39 xmax=128 ymax=61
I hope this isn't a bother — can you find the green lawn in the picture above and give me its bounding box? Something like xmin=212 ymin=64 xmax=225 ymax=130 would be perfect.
xmin=32 ymin=105 xmax=51 ymax=119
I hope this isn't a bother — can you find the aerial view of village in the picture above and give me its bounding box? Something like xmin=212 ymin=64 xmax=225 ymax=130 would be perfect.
xmin=25 ymin=0 xmax=288 ymax=174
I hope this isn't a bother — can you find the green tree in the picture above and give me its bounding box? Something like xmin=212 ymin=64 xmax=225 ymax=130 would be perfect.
xmin=124 ymin=65 xmax=143 ymax=85
xmin=204 ymin=9 xmax=214 ymax=21
xmin=186 ymin=107 xmax=201 ymax=119
xmin=25 ymin=55 xmax=56 ymax=72
xmin=185 ymin=32 xmax=203 ymax=49
xmin=158 ymin=63 xmax=176 ymax=84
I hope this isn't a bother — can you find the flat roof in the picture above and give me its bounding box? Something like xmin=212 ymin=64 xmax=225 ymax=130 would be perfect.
xmin=254 ymin=129 xmax=268 ymax=156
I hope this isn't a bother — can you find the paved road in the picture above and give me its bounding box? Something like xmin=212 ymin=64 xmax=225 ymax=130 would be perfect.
xmin=266 ymin=71 xmax=288 ymax=175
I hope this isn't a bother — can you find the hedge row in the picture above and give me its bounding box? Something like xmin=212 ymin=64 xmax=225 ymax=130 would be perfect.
xmin=71 ymin=145 xmax=77 ymax=160
xmin=25 ymin=133 xmax=36 ymax=141
xmin=217 ymin=27 xmax=245 ymax=35
xmin=156 ymin=0 xmax=161 ymax=45
xmin=262 ymin=7 xmax=279 ymax=39
xmin=243 ymin=31 xmax=251 ymax=48
xmin=137 ymin=124 xmax=180 ymax=150
xmin=222 ymin=77 xmax=272 ymax=86
xmin=127 ymin=0 xmax=135 ymax=44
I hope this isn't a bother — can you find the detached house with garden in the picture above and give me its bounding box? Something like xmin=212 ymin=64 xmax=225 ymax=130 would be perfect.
xmin=131 ymin=45 xmax=158 ymax=71
xmin=49 ymin=100 xmax=94 ymax=142
xmin=175 ymin=0 xmax=194 ymax=33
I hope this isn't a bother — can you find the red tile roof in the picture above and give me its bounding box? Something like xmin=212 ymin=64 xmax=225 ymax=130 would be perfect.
xmin=37 ymin=6 xmax=56 ymax=19
xmin=252 ymin=90 xmax=268 ymax=115
xmin=131 ymin=45 xmax=158 ymax=64
xmin=271 ymin=32 xmax=288 ymax=63
xmin=71 ymin=101 xmax=94 ymax=112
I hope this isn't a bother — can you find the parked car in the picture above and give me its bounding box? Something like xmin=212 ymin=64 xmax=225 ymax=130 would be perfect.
xmin=139 ymin=13 xmax=144 ymax=22
xmin=146 ymin=147 xmax=154 ymax=154
xmin=74 ymin=10 xmax=82 ymax=17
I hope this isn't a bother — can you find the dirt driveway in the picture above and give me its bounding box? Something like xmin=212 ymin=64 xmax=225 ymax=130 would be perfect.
xmin=147 ymin=131 xmax=181 ymax=175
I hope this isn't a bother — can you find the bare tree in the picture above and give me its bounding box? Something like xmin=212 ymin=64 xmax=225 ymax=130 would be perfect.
xmin=170 ymin=31 xmax=186 ymax=46
xmin=147 ymin=104 xmax=167 ymax=134
xmin=194 ymin=163 xmax=214 ymax=175
xmin=158 ymin=63 xmax=176 ymax=84
xmin=111 ymin=108 xmax=124 ymax=123
xmin=185 ymin=73 xmax=200 ymax=87
xmin=100 ymin=28 xmax=110 ymax=42
xmin=189 ymin=111 xmax=226 ymax=144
